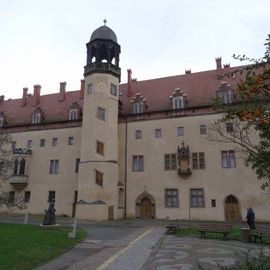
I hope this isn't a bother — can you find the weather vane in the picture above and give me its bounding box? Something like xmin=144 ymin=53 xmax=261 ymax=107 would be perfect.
xmin=103 ymin=18 xmax=107 ymax=26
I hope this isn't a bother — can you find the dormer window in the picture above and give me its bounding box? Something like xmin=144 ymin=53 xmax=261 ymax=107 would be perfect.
xmin=68 ymin=103 xmax=81 ymax=121
xmin=32 ymin=107 xmax=43 ymax=124
xmin=216 ymin=82 xmax=233 ymax=104
xmin=0 ymin=113 xmax=5 ymax=128
xmin=130 ymin=93 xmax=147 ymax=114
xmin=133 ymin=102 xmax=144 ymax=114
xmin=32 ymin=113 xmax=41 ymax=124
xmin=173 ymin=96 xmax=184 ymax=109
xmin=170 ymin=88 xmax=187 ymax=109
xmin=69 ymin=109 xmax=78 ymax=120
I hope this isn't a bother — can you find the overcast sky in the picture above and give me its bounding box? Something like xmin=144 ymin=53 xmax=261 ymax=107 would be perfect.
xmin=0 ymin=0 xmax=269 ymax=99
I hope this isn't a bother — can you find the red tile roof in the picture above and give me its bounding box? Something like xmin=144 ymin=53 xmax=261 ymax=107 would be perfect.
xmin=0 ymin=65 xmax=247 ymax=127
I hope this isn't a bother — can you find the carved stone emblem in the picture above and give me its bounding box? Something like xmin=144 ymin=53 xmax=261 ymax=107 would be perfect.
xmin=177 ymin=141 xmax=192 ymax=178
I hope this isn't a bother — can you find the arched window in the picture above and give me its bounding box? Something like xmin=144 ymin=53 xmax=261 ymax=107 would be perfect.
xmin=19 ymin=158 xmax=26 ymax=175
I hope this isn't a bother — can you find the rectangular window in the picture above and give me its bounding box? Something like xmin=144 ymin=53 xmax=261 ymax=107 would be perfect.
xmin=132 ymin=155 xmax=144 ymax=171
xmin=48 ymin=191 xmax=55 ymax=203
xmin=164 ymin=154 xmax=177 ymax=170
xmin=49 ymin=160 xmax=59 ymax=175
xmin=221 ymin=150 xmax=236 ymax=168
xmin=24 ymin=191 xmax=31 ymax=203
xmin=96 ymin=141 xmax=104 ymax=155
xmin=135 ymin=130 xmax=142 ymax=140
xmin=87 ymin=83 xmax=92 ymax=95
xmin=97 ymin=107 xmax=106 ymax=121
xmin=9 ymin=191 xmax=15 ymax=203
xmin=226 ymin=123 xmax=234 ymax=133
xmin=75 ymin=158 xmax=80 ymax=173
xmin=95 ymin=170 xmax=103 ymax=186
xmin=110 ymin=83 xmax=117 ymax=96
xmin=155 ymin=128 xmax=162 ymax=138
xmin=52 ymin=138 xmax=58 ymax=147
xmin=68 ymin=136 xmax=74 ymax=145
xmin=177 ymin=127 xmax=184 ymax=136
xmin=200 ymin=125 xmax=207 ymax=135
xmin=192 ymin=153 xmax=205 ymax=169
xmin=40 ymin=139 xmax=45 ymax=147
xmin=211 ymin=199 xmax=216 ymax=208
xmin=165 ymin=189 xmax=179 ymax=207
xmin=27 ymin=140 xmax=32 ymax=148
xmin=190 ymin=188 xmax=205 ymax=208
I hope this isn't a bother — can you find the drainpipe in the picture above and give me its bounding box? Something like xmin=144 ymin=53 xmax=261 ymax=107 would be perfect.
xmin=124 ymin=115 xmax=128 ymax=218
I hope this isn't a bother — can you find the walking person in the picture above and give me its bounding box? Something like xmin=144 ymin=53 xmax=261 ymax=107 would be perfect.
xmin=246 ymin=207 xmax=256 ymax=230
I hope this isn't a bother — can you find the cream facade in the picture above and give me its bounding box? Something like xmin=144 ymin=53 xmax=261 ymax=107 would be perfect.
xmin=1 ymin=24 xmax=269 ymax=222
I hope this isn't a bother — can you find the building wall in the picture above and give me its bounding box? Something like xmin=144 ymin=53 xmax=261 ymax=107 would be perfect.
xmin=1 ymin=127 xmax=81 ymax=216
xmin=119 ymin=113 xmax=270 ymax=221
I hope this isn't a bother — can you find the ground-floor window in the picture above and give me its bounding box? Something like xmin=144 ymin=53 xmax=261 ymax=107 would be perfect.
xmin=165 ymin=189 xmax=179 ymax=207
xmin=190 ymin=188 xmax=205 ymax=208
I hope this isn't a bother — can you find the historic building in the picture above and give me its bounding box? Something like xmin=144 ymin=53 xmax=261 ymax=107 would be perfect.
xmin=0 ymin=23 xmax=269 ymax=221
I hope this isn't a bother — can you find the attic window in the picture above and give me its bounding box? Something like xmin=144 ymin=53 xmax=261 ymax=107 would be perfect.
xmin=69 ymin=109 xmax=78 ymax=120
xmin=0 ymin=113 xmax=5 ymax=127
xmin=216 ymin=82 xmax=233 ymax=104
xmin=130 ymin=93 xmax=147 ymax=114
xmin=173 ymin=96 xmax=184 ymax=109
xmin=133 ymin=102 xmax=144 ymax=114
xmin=32 ymin=112 xmax=41 ymax=124
xmin=170 ymin=88 xmax=186 ymax=109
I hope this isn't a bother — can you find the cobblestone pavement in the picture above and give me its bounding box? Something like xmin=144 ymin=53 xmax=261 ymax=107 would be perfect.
xmin=147 ymin=235 xmax=270 ymax=270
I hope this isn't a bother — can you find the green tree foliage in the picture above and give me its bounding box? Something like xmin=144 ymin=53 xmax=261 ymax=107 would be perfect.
xmin=210 ymin=35 xmax=270 ymax=189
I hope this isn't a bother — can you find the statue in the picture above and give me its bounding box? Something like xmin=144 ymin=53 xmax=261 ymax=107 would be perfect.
xmin=177 ymin=141 xmax=192 ymax=177
xmin=43 ymin=201 xmax=56 ymax=225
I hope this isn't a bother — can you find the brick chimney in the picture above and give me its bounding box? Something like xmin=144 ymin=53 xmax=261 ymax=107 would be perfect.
xmin=59 ymin=82 xmax=66 ymax=102
xmin=80 ymin=79 xmax=85 ymax=99
xmin=216 ymin=57 xmax=222 ymax=78
xmin=33 ymin=85 xmax=41 ymax=106
xmin=127 ymin=69 xmax=132 ymax=97
xmin=185 ymin=69 xmax=191 ymax=74
xmin=21 ymin=87 xmax=28 ymax=106
xmin=223 ymin=63 xmax=230 ymax=74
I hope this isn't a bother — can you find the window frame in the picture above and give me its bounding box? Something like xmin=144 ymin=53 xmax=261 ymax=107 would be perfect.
xmin=165 ymin=189 xmax=179 ymax=208
xmin=155 ymin=128 xmax=162 ymax=138
xmin=75 ymin=158 xmax=80 ymax=173
xmin=190 ymin=188 xmax=205 ymax=208
xmin=132 ymin=155 xmax=144 ymax=171
xmin=226 ymin=123 xmax=234 ymax=133
xmin=68 ymin=109 xmax=78 ymax=121
xmin=221 ymin=150 xmax=236 ymax=168
xmin=177 ymin=127 xmax=184 ymax=137
xmin=164 ymin=154 xmax=177 ymax=170
xmin=95 ymin=170 xmax=103 ymax=186
xmin=135 ymin=130 xmax=142 ymax=140
xmin=110 ymin=83 xmax=117 ymax=96
xmin=49 ymin=159 xmax=59 ymax=175
xmin=87 ymin=83 xmax=92 ymax=95
xmin=97 ymin=107 xmax=106 ymax=121
xmin=133 ymin=102 xmax=144 ymax=114
xmin=96 ymin=141 xmax=105 ymax=156
xmin=172 ymin=96 xmax=184 ymax=109
xmin=192 ymin=152 xmax=205 ymax=169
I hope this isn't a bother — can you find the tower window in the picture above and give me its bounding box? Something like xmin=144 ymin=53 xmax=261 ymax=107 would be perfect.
xmin=87 ymin=83 xmax=93 ymax=95
xmin=110 ymin=83 xmax=117 ymax=96
xmin=68 ymin=136 xmax=74 ymax=145
xmin=96 ymin=141 xmax=104 ymax=155
xmin=97 ymin=107 xmax=106 ymax=121
xmin=95 ymin=170 xmax=103 ymax=186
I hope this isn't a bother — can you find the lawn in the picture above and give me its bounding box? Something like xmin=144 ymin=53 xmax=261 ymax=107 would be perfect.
xmin=0 ymin=223 xmax=86 ymax=270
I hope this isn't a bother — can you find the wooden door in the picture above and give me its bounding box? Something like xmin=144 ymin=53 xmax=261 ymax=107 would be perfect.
xmin=225 ymin=195 xmax=240 ymax=221
xmin=141 ymin=198 xmax=152 ymax=218
xmin=108 ymin=206 xmax=114 ymax=220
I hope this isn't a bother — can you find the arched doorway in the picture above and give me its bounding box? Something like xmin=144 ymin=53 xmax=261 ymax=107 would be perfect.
xmin=224 ymin=194 xmax=241 ymax=221
xmin=135 ymin=192 xmax=155 ymax=219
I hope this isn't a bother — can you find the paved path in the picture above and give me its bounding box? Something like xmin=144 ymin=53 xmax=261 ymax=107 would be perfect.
xmin=146 ymin=235 xmax=270 ymax=270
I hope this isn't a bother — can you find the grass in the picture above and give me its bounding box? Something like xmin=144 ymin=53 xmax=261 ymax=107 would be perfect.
xmin=0 ymin=223 xmax=87 ymax=270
